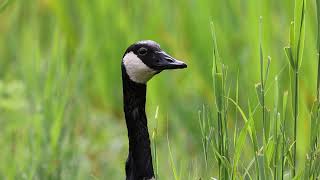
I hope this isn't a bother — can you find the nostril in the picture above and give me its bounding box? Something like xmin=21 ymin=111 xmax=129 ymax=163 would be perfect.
xmin=165 ymin=58 xmax=174 ymax=62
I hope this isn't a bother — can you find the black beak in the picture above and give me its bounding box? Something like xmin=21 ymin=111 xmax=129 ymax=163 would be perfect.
xmin=155 ymin=51 xmax=187 ymax=70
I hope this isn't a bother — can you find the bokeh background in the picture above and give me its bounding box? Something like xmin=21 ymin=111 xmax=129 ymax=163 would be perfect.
xmin=0 ymin=0 xmax=318 ymax=179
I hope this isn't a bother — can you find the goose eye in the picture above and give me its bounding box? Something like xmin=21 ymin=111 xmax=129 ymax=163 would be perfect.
xmin=138 ymin=47 xmax=148 ymax=56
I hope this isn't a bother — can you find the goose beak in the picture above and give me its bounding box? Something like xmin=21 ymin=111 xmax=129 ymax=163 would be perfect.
xmin=155 ymin=51 xmax=187 ymax=70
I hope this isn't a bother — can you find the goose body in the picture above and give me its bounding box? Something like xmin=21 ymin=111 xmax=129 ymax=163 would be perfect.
xmin=121 ymin=40 xmax=187 ymax=180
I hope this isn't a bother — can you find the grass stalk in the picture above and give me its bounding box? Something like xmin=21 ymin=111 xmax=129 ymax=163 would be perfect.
xmin=273 ymin=76 xmax=279 ymax=180
xmin=217 ymin=111 xmax=222 ymax=178
xmin=284 ymin=0 xmax=306 ymax=176
xmin=281 ymin=91 xmax=289 ymax=180
xmin=167 ymin=117 xmax=179 ymax=180
xmin=257 ymin=16 xmax=273 ymax=180
xmin=211 ymin=21 xmax=230 ymax=179
xmin=152 ymin=106 xmax=160 ymax=180
xmin=259 ymin=17 xmax=267 ymax=145
xmin=293 ymin=71 xmax=298 ymax=176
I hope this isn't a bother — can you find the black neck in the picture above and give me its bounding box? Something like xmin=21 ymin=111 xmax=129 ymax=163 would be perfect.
xmin=122 ymin=65 xmax=154 ymax=180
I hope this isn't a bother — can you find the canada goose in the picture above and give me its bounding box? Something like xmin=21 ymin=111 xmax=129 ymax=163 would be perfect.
xmin=121 ymin=40 xmax=187 ymax=180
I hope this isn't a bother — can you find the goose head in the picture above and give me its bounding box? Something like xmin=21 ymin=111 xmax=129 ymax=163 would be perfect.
xmin=122 ymin=40 xmax=187 ymax=84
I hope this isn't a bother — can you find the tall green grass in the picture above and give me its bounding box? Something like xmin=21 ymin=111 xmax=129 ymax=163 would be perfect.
xmin=198 ymin=0 xmax=319 ymax=179
xmin=284 ymin=0 xmax=306 ymax=176
xmin=0 ymin=0 xmax=319 ymax=179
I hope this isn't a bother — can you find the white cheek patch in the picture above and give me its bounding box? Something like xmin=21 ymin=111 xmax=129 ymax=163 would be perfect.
xmin=123 ymin=52 xmax=156 ymax=84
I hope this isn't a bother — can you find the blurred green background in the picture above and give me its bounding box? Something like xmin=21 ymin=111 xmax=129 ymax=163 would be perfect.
xmin=0 ymin=0 xmax=318 ymax=179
